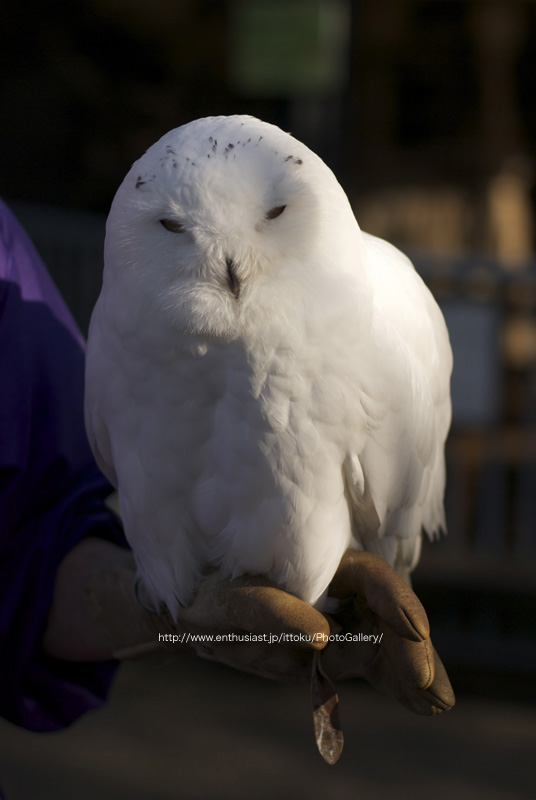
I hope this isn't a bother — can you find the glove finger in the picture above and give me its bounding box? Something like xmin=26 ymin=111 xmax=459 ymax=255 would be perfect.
xmin=421 ymin=646 xmax=456 ymax=714
xmin=328 ymin=550 xmax=429 ymax=642
xmin=391 ymin=645 xmax=455 ymax=716
xmin=363 ymin=633 xmax=454 ymax=715
xmin=379 ymin=621 xmax=435 ymax=690
xmin=178 ymin=572 xmax=330 ymax=651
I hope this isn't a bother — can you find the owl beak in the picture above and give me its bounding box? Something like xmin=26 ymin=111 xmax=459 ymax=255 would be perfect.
xmin=225 ymin=257 xmax=240 ymax=299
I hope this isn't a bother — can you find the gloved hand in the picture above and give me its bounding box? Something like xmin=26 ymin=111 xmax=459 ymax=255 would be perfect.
xmin=178 ymin=552 xmax=454 ymax=710
xmin=85 ymin=544 xmax=453 ymax=711
xmin=85 ymin=543 xmax=454 ymax=765
xmin=180 ymin=551 xmax=455 ymax=769
xmin=92 ymin=494 xmax=454 ymax=709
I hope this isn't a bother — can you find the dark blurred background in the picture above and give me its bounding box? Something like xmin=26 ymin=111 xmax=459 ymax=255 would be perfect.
xmin=1 ymin=2 xmax=535 ymax=798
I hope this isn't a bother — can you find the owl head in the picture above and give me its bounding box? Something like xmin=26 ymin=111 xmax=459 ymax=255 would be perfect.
xmin=104 ymin=115 xmax=363 ymax=339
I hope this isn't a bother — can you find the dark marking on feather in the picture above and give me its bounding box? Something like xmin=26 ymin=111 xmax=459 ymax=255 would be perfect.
xmin=226 ymin=257 xmax=240 ymax=299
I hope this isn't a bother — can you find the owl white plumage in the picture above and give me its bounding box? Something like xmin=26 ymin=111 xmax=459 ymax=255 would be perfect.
xmin=85 ymin=115 xmax=452 ymax=619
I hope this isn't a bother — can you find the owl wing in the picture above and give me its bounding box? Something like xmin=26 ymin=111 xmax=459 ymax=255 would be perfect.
xmin=344 ymin=233 xmax=452 ymax=580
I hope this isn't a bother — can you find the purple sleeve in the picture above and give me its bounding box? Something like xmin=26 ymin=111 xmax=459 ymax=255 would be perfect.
xmin=0 ymin=198 xmax=127 ymax=732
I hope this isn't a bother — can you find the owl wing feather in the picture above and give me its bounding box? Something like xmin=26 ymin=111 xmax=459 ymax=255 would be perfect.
xmin=344 ymin=233 xmax=452 ymax=580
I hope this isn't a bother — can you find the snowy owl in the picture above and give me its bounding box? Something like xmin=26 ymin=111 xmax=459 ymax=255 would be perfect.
xmin=85 ymin=115 xmax=452 ymax=619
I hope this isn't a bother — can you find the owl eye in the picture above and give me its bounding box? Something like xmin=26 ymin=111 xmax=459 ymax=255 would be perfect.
xmin=160 ymin=219 xmax=186 ymax=233
xmin=265 ymin=205 xmax=286 ymax=220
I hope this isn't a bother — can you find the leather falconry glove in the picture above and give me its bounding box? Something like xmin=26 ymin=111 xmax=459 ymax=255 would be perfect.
xmin=85 ymin=546 xmax=454 ymax=765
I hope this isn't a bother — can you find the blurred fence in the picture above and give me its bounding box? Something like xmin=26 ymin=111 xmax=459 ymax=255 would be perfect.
xmin=412 ymin=252 xmax=536 ymax=676
xmin=9 ymin=201 xmax=536 ymax=677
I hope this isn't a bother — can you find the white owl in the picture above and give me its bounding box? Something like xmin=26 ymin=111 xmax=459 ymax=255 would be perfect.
xmin=85 ymin=115 xmax=452 ymax=619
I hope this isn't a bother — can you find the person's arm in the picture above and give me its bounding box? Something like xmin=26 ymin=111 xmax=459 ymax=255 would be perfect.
xmin=0 ymin=199 xmax=126 ymax=732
